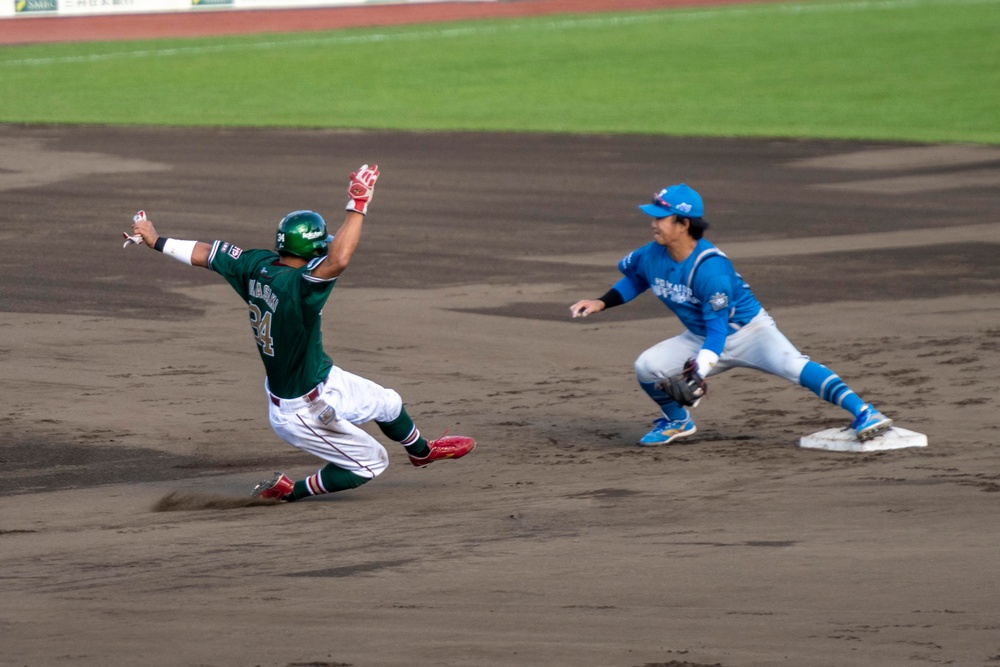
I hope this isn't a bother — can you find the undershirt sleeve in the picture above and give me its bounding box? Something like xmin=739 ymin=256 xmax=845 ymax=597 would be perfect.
xmin=598 ymin=287 xmax=624 ymax=309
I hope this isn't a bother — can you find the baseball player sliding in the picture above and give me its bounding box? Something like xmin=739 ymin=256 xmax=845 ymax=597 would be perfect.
xmin=570 ymin=183 xmax=893 ymax=446
xmin=125 ymin=164 xmax=475 ymax=502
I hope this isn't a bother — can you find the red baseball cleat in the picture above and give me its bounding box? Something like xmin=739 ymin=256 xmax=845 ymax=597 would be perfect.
xmin=409 ymin=435 xmax=476 ymax=467
xmin=250 ymin=472 xmax=294 ymax=500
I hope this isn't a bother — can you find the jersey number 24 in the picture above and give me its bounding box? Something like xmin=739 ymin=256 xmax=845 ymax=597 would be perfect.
xmin=248 ymin=303 xmax=275 ymax=356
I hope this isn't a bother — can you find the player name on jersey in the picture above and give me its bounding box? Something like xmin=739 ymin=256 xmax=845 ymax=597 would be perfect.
xmin=248 ymin=278 xmax=279 ymax=311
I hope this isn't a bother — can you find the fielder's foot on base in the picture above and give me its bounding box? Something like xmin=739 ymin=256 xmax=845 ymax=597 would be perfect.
xmin=852 ymin=405 xmax=893 ymax=441
xmin=638 ymin=417 xmax=697 ymax=446
xmin=409 ymin=435 xmax=476 ymax=467
xmin=250 ymin=472 xmax=295 ymax=500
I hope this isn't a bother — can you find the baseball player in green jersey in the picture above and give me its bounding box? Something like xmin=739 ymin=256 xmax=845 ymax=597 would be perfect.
xmin=125 ymin=164 xmax=475 ymax=502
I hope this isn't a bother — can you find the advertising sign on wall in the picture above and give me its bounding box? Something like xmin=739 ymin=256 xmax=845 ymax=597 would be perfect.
xmin=14 ymin=0 xmax=58 ymax=13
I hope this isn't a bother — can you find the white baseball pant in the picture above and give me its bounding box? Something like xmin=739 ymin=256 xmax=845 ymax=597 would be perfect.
xmin=266 ymin=365 xmax=402 ymax=479
xmin=635 ymin=310 xmax=810 ymax=385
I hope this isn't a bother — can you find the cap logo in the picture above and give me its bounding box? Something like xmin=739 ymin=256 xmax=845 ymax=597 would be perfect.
xmin=654 ymin=191 xmax=693 ymax=215
xmin=302 ymin=229 xmax=326 ymax=240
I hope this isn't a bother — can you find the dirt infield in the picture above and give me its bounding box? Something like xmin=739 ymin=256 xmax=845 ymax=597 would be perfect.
xmin=3 ymin=2 xmax=1000 ymax=666
xmin=2 ymin=123 xmax=999 ymax=667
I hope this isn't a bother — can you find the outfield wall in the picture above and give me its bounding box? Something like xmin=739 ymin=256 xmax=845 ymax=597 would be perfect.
xmin=0 ymin=0 xmax=491 ymax=19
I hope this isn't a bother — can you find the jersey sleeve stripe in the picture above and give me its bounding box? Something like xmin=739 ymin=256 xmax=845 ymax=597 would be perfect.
xmin=302 ymin=256 xmax=337 ymax=283
xmin=303 ymin=274 xmax=337 ymax=284
xmin=207 ymin=240 xmax=223 ymax=270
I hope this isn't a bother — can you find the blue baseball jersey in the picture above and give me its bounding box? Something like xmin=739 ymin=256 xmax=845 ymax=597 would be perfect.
xmin=617 ymin=239 xmax=761 ymax=336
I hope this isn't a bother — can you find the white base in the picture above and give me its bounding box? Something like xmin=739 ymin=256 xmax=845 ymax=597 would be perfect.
xmin=799 ymin=426 xmax=928 ymax=452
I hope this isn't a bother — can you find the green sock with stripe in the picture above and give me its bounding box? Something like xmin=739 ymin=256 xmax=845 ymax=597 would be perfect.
xmin=289 ymin=463 xmax=370 ymax=501
xmin=376 ymin=405 xmax=430 ymax=458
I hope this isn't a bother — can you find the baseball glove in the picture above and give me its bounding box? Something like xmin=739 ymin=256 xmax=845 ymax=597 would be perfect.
xmin=655 ymin=358 xmax=707 ymax=408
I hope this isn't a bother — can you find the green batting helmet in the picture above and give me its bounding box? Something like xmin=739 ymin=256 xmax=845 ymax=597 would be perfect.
xmin=275 ymin=210 xmax=333 ymax=259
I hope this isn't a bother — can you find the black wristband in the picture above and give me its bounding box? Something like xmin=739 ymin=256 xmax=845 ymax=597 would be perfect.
xmin=598 ymin=288 xmax=625 ymax=310
xmin=154 ymin=237 xmax=169 ymax=252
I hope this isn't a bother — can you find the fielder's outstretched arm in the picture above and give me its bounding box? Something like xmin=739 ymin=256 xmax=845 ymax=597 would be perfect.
xmin=130 ymin=212 xmax=211 ymax=268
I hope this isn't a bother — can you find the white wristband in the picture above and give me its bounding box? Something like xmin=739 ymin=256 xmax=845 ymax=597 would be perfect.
xmin=694 ymin=349 xmax=720 ymax=378
xmin=162 ymin=238 xmax=197 ymax=266
xmin=346 ymin=200 xmax=369 ymax=216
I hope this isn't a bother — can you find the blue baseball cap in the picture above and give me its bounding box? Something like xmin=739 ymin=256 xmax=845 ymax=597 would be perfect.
xmin=639 ymin=183 xmax=705 ymax=219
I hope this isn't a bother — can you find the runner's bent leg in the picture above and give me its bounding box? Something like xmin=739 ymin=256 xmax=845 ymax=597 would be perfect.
xmin=269 ymin=402 xmax=390 ymax=480
xmin=326 ymin=366 xmax=432 ymax=458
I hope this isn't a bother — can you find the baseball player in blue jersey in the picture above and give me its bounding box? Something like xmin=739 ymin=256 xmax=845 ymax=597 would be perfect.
xmin=570 ymin=183 xmax=893 ymax=446
xmin=126 ymin=164 xmax=475 ymax=502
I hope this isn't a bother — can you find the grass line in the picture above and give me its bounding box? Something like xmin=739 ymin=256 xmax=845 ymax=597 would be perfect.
xmin=2 ymin=0 xmax=994 ymax=66
xmin=0 ymin=0 xmax=997 ymax=143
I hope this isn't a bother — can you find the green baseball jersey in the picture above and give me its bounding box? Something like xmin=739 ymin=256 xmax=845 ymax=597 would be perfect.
xmin=208 ymin=240 xmax=336 ymax=399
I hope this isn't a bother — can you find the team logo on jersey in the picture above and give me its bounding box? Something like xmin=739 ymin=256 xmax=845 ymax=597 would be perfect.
xmin=227 ymin=244 xmax=243 ymax=259
xmin=652 ymin=277 xmax=695 ymax=304
xmin=709 ymin=291 xmax=729 ymax=311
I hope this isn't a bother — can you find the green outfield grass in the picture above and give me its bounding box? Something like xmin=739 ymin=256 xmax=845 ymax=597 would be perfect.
xmin=0 ymin=0 xmax=997 ymax=142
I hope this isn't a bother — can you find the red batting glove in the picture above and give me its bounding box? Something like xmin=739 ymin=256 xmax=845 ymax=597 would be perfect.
xmin=346 ymin=164 xmax=379 ymax=215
